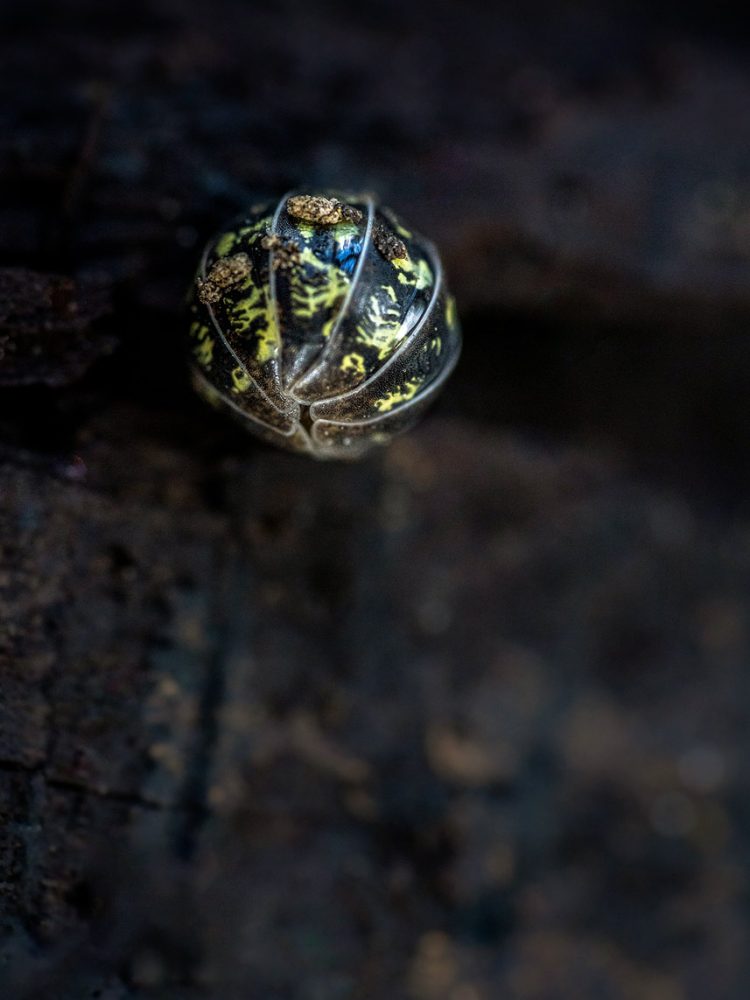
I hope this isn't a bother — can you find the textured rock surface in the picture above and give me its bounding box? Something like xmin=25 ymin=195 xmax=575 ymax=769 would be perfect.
xmin=2 ymin=1 xmax=750 ymax=997
xmin=0 ymin=268 xmax=113 ymax=386
xmin=2 ymin=413 xmax=750 ymax=998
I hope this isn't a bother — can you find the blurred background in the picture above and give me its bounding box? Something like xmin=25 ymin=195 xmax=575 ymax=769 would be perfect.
xmin=1 ymin=1 xmax=750 ymax=997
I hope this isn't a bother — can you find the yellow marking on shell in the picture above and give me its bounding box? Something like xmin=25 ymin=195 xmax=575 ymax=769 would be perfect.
xmin=256 ymin=325 xmax=280 ymax=364
xmin=296 ymin=221 xmax=316 ymax=240
xmin=195 ymin=335 xmax=214 ymax=368
xmin=385 ymin=213 xmax=413 ymax=239
xmin=430 ymin=335 xmax=442 ymax=355
xmin=230 ymin=278 xmax=280 ymax=365
xmin=332 ymin=221 xmax=361 ymax=243
xmin=216 ymin=216 xmax=273 ymax=258
xmin=354 ymin=289 xmax=404 ymax=360
xmin=446 ymin=295 xmax=457 ymax=328
xmin=239 ymin=216 xmax=273 ymax=239
xmin=215 ymin=232 xmax=237 ymax=258
xmin=231 ymin=366 xmax=253 ymax=394
xmin=341 ymin=353 xmax=366 ymax=376
xmin=392 ymin=256 xmax=432 ymax=290
xmin=374 ymin=377 xmax=423 ymax=413
xmin=290 ymin=247 xmax=350 ymax=336
xmin=190 ymin=322 xmax=214 ymax=368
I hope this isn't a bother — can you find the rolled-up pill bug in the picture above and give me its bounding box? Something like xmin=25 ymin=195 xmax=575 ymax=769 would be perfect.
xmin=187 ymin=192 xmax=461 ymax=459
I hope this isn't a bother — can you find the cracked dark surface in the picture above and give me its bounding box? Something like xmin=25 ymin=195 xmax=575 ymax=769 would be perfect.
xmin=2 ymin=1 xmax=750 ymax=998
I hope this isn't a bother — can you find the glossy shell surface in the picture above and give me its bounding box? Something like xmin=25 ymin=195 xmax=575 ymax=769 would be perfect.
xmin=187 ymin=192 xmax=461 ymax=459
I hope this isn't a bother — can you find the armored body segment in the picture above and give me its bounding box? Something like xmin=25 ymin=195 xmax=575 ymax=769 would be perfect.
xmin=187 ymin=192 xmax=461 ymax=459
xmin=271 ymin=195 xmax=371 ymax=391
xmin=196 ymin=203 xmax=290 ymax=414
xmin=292 ymin=207 xmax=436 ymax=404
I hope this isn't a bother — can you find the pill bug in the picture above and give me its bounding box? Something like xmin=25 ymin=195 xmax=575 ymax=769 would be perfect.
xmin=187 ymin=192 xmax=461 ymax=459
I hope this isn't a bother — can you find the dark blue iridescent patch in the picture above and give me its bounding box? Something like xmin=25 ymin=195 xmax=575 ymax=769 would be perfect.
xmin=335 ymin=239 xmax=363 ymax=276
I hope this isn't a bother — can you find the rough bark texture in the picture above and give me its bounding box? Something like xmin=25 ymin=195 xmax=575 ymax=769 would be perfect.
xmin=2 ymin=2 xmax=750 ymax=998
